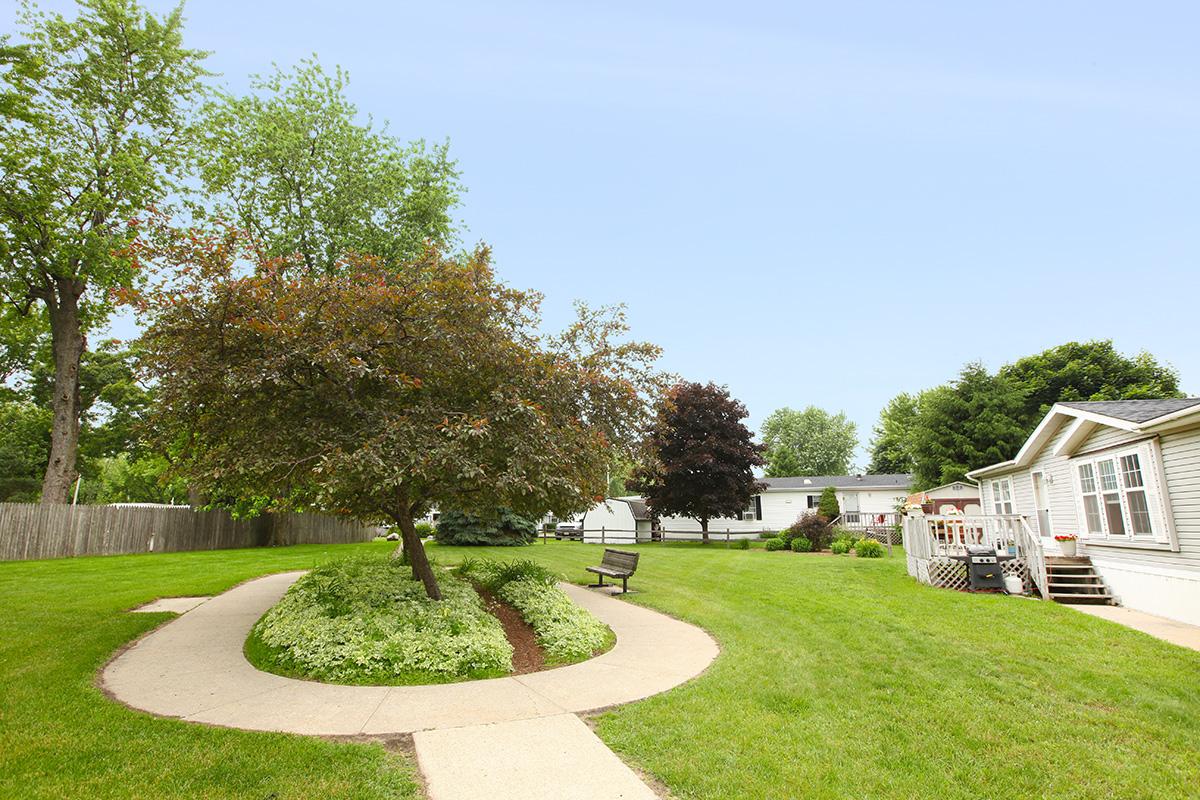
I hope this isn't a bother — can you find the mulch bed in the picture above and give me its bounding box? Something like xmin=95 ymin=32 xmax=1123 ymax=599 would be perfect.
xmin=475 ymin=587 xmax=546 ymax=674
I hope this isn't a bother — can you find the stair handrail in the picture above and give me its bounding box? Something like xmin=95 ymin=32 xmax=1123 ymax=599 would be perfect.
xmin=1016 ymin=516 xmax=1048 ymax=600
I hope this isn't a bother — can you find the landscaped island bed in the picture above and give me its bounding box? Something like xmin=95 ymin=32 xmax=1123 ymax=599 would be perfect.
xmin=2 ymin=540 xmax=1198 ymax=799
xmin=246 ymin=554 xmax=613 ymax=685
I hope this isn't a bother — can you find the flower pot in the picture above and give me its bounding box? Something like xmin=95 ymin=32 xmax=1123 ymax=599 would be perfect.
xmin=1059 ymin=539 xmax=1077 ymax=557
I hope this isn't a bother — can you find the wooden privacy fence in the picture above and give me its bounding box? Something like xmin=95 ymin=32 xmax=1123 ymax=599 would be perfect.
xmin=0 ymin=503 xmax=380 ymax=562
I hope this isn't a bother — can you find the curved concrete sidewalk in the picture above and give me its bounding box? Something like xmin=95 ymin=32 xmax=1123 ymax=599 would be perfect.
xmin=101 ymin=571 xmax=718 ymax=736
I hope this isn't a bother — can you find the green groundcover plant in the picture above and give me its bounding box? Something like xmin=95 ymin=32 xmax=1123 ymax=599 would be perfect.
xmin=457 ymin=559 xmax=614 ymax=663
xmin=247 ymin=555 xmax=512 ymax=684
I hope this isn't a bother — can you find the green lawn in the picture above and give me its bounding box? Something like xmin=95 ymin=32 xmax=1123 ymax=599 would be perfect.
xmin=2 ymin=540 xmax=1198 ymax=799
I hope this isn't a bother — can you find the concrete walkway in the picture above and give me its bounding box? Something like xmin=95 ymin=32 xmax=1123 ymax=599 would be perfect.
xmin=1073 ymin=605 xmax=1200 ymax=652
xmin=103 ymin=572 xmax=718 ymax=798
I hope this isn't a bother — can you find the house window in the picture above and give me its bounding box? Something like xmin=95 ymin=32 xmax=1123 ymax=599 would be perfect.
xmin=989 ymin=479 xmax=1013 ymax=515
xmin=741 ymin=497 xmax=759 ymax=521
xmin=1071 ymin=445 xmax=1164 ymax=542
xmin=807 ymin=495 xmax=820 ymax=509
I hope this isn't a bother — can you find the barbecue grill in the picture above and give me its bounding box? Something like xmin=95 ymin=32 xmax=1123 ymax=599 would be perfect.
xmin=950 ymin=545 xmax=1014 ymax=591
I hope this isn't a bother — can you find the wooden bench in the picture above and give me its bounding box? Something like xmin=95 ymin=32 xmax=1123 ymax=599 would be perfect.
xmin=586 ymin=548 xmax=640 ymax=594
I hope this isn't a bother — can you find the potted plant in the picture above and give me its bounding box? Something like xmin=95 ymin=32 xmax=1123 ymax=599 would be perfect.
xmin=1054 ymin=533 xmax=1079 ymax=557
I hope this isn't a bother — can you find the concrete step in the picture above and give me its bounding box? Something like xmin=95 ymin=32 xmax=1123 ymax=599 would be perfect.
xmin=1051 ymin=592 xmax=1114 ymax=604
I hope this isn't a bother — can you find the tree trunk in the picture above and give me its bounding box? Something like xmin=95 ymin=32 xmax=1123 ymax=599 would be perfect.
xmin=40 ymin=282 xmax=86 ymax=504
xmin=394 ymin=511 xmax=442 ymax=600
xmin=700 ymin=517 xmax=709 ymax=544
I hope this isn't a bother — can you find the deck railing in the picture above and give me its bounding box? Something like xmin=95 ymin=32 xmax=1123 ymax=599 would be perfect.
xmin=901 ymin=514 xmax=1047 ymax=598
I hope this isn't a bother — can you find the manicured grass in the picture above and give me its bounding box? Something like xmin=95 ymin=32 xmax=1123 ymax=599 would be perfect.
xmin=0 ymin=540 xmax=419 ymax=800
xmin=3 ymin=539 xmax=1198 ymax=799
xmin=428 ymin=540 xmax=1200 ymax=800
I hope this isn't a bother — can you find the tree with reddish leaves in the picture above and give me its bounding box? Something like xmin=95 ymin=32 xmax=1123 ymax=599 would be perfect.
xmin=630 ymin=382 xmax=766 ymax=543
xmin=131 ymin=223 xmax=662 ymax=599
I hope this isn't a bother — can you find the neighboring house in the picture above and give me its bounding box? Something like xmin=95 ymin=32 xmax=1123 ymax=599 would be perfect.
xmin=906 ymin=481 xmax=981 ymax=515
xmin=966 ymin=398 xmax=1200 ymax=626
xmin=579 ymin=498 xmax=653 ymax=544
xmin=578 ymin=475 xmax=911 ymax=543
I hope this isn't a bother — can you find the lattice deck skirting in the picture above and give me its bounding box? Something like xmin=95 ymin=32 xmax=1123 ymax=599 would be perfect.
xmin=921 ymin=556 xmax=1030 ymax=594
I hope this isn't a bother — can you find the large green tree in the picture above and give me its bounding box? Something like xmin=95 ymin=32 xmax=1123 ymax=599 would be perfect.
xmin=866 ymin=392 xmax=920 ymax=474
xmin=879 ymin=341 xmax=1184 ymax=489
xmin=999 ymin=340 xmax=1182 ymax=431
xmin=134 ymin=225 xmax=662 ymax=598
xmin=197 ymin=59 xmax=461 ymax=274
xmin=908 ymin=364 xmax=1030 ymax=489
xmin=630 ymin=382 xmax=765 ymax=543
xmin=0 ymin=0 xmax=206 ymax=502
xmin=760 ymin=406 xmax=858 ymax=477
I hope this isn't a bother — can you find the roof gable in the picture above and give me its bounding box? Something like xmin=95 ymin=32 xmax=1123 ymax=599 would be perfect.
xmin=969 ymin=398 xmax=1200 ymax=478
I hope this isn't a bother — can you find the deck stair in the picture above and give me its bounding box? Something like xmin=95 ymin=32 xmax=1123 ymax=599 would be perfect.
xmin=1045 ymin=556 xmax=1115 ymax=605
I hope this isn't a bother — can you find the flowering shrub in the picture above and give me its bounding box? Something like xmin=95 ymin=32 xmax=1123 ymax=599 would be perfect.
xmin=457 ymin=559 xmax=613 ymax=664
xmin=248 ymin=555 xmax=513 ymax=684
xmin=855 ymin=539 xmax=885 ymax=558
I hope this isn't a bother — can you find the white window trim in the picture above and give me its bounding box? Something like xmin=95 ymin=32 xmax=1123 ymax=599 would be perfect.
xmin=1069 ymin=439 xmax=1179 ymax=551
xmin=1030 ymin=470 xmax=1052 ymax=537
xmin=988 ymin=478 xmax=1014 ymax=516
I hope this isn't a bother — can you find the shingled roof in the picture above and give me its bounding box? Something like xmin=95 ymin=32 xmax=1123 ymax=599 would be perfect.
xmin=761 ymin=474 xmax=912 ymax=490
xmin=1058 ymin=398 xmax=1200 ymax=424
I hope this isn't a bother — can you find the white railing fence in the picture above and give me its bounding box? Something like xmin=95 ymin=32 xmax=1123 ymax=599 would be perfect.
xmin=901 ymin=514 xmax=1047 ymax=598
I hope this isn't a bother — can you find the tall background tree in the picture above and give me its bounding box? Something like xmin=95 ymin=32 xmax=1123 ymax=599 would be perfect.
xmin=907 ymin=364 xmax=1028 ymax=489
xmin=134 ymin=225 xmax=662 ymax=598
xmin=760 ymin=406 xmax=858 ymax=477
xmin=0 ymin=0 xmax=206 ymax=502
xmin=874 ymin=341 xmax=1185 ymax=489
xmin=630 ymin=382 xmax=765 ymax=543
xmin=998 ymin=340 xmax=1182 ymax=431
xmin=866 ymin=392 xmax=920 ymax=474
xmin=196 ymin=59 xmax=461 ymax=273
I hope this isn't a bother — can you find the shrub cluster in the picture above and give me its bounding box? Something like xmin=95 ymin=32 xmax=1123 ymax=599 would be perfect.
xmin=830 ymin=539 xmax=851 ymax=555
xmin=789 ymin=536 xmax=812 ymax=552
xmin=249 ymin=555 xmax=513 ymax=684
xmin=780 ymin=512 xmax=833 ymax=551
xmin=414 ymin=521 xmax=436 ymax=538
xmin=734 ymin=538 xmax=751 ymax=550
xmin=855 ymin=538 xmax=885 ymax=558
xmin=764 ymin=537 xmax=788 ymax=552
xmin=457 ymin=559 xmax=613 ymax=664
xmin=433 ymin=509 xmax=537 ymax=546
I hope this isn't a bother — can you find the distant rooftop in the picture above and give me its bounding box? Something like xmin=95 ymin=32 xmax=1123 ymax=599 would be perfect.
xmin=762 ymin=474 xmax=912 ymax=491
xmin=1058 ymin=398 xmax=1200 ymax=424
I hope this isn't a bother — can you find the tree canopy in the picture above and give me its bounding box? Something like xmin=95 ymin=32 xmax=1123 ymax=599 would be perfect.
xmin=760 ymin=406 xmax=858 ymax=477
xmin=874 ymin=341 xmax=1186 ymax=489
xmin=197 ymin=59 xmax=462 ymax=274
xmin=630 ymin=382 xmax=765 ymax=541
xmin=133 ymin=224 xmax=662 ymax=598
xmin=866 ymin=392 xmax=920 ymax=474
xmin=0 ymin=0 xmax=207 ymax=501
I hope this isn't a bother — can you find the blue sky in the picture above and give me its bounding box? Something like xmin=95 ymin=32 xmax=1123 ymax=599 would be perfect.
xmin=11 ymin=1 xmax=1199 ymax=464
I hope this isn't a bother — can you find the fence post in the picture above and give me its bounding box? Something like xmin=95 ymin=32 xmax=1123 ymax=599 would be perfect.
xmin=601 ymin=526 xmax=606 ymax=545
xmin=726 ymin=528 xmax=730 ymax=548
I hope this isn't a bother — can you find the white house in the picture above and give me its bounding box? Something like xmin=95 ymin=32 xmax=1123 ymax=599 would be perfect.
xmin=579 ymin=498 xmax=653 ymax=544
xmin=579 ymin=474 xmax=911 ymax=543
xmin=966 ymin=398 xmax=1200 ymax=626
